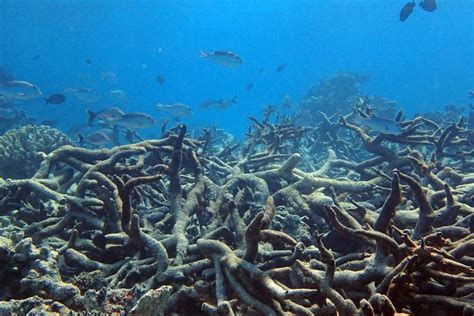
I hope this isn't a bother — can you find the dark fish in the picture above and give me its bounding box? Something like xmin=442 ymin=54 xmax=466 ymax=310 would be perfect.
xmin=85 ymin=59 xmax=92 ymax=65
xmin=259 ymin=68 xmax=264 ymax=73
xmin=43 ymin=93 xmax=66 ymax=105
xmin=246 ymin=83 xmax=254 ymax=92
xmin=400 ymin=1 xmax=416 ymax=21
xmin=33 ymin=55 xmax=40 ymax=60
xmin=420 ymin=0 xmax=437 ymax=12
xmin=156 ymin=75 xmax=166 ymax=85
xmin=276 ymin=64 xmax=286 ymax=72
xmin=469 ymin=91 xmax=474 ymax=98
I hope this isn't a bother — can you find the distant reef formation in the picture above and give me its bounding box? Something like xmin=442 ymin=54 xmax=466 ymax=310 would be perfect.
xmin=0 ymin=89 xmax=473 ymax=315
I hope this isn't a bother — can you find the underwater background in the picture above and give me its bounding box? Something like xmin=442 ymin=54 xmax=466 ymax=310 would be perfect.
xmin=1 ymin=0 xmax=473 ymax=136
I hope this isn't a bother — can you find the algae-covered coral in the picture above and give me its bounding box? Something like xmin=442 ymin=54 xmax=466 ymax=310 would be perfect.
xmin=0 ymin=125 xmax=72 ymax=179
xmin=0 ymin=98 xmax=473 ymax=315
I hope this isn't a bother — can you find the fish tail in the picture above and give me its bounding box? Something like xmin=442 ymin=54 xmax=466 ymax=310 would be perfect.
xmin=42 ymin=98 xmax=49 ymax=106
xmin=86 ymin=110 xmax=96 ymax=126
xmin=199 ymin=50 xmax=209 ymax=58
xmin=78 ymin=134 xmax=85 ymax=145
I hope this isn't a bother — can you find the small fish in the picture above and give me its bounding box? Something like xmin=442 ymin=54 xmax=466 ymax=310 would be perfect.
xmin=420 ymin=0 xmax=436 ymax=12
xmin=87 ymin=107 xmax=125 ymax=125
xmin=109 ymin=89 xmax=128 ymax=105
xmin=276 ymin=64 xmax=286 ymax=72
xmin=246 ymin=83 xmax=254 ymax=92
xmin=468 ymin=110 xmax=473 ymax=129
xmin=43 ymin=93 xmax=66 ymax=106
xmin=0 ymin=80 xmax=42 ymax=100
xmin=351 ymin=114 xmax=402 ymax=134
xmin=101 ymin=71 xmax=118 ymax=84
xmin=156 ymin=75 xmax=166 ymax=85
xmin=33 ymin=55 xmax=40 ymax=60
xmin=0 ymin=67 xmax=14 ymax=84
xmin=282 ymin=95 xmax=293 ymax=108
xmin=114 ymin=112 xmax=157 ymax=129
xmin=65 ymin=87 xmax=100 ymax=103
xmin=40 ymin=119 xmax=58 ymax=126
xmin=200 ymin=50 xmax=243 ymax=67
xmin=469 ymin=91 xmax=474 ymax=98
xmin=79 ymin=131 xmax=111 ymax=146
xmin=0 ymin=107 xmax=18 ymax=120
xmin=85 ymin=59 xmax=92 ymax=65
xmin=200 ymin=97 xmax=237 ymax=110
xmin=156 ymin=102 xmax=192 ymax=119
xmin=400 ymin=1 xmax=416 ymax=21
xmin=259 ymin=68 xmax=264 ymax=73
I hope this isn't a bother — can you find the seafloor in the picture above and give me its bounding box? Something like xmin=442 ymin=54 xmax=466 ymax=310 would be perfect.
xmin=0 ymin=74 xmax=473 ymax=315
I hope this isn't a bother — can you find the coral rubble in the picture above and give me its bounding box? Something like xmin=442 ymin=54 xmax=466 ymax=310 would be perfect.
xmin=0 ymin=98 xmax=473 ymax=315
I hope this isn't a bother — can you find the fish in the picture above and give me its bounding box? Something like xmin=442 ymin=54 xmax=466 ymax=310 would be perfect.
xmin=200 ymin=50 xmax=243 ymax=67
xmin=282 ymin=95 xmax=293 ymax=108
xmin=420 ymin=0 xmax=437 ymax=12
xmin=40 ymin=119 xmax=59 ymax=127
xmin=87 ymin=107 xmax=125 ymax=126
xmin=0 ymin=107 xmax=18 ymax=120
xmin=469 ymin=91 xmax=474 ymax=98
xmin=0 ymin=80 xmax=42 ymax=100
xmin=85 ymin=59 xmax=92 ymax=65
xmin=0 ymin=67 xmax=14 ymax=84
xmin=79 ymin=131 xmax=111 ymax=146
xmin=109 ymin=89 xmax=128 ymax=105
xmin=259 ymin=68 xmax=264 ymax=73
xmin=156 ymin=75 xmax=166 ymax=85
xmin=114 ymin=112 xmax=157 ymax=129
xmin=101 ymin=71 xmax=118 ymax=84
xmin=33 ymin=55 xmax=40 ymax=60
xmin=200 ymin=97 xmax=237 ymax=110
xmin=156 ymin=102 xmax=192 ymax=119
xmin=351 ymin=114 xmax=402 ymax=134
xmin=246 ymin=83 xmax=254 ymax=92
xmin=43 ymin=93 xmax=66 ymax=106
xmin=400 ymin=1 xmax=416 ymax=21
xmin=65 ymin=87 xmax=100 ymax=103
xmin=276 ymin=64 xmax=286 ymax=72
xmin=468 ymin=110 xmax=474 ymax=129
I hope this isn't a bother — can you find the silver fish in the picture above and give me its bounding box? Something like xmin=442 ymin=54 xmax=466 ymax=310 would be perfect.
xmin=0 ymin=80 xmax=42 ymax=100
xmin=65 ymin=87 xmax=100 ymax=103
xmin=114 ymin=112 xmax=157 ymax=129
xmin=200 ymin=96 xmax=237 ymax=110
xmin=0 ymin=107 xmax=18 ymax=120
xmin=200 ymin=50 xmax=243 ymax=67
xmin=156 ymin=102 xmax=192 ymax=119
xmin=101 ymin=71 xmax=118 ymax=84
xmin=87 ymin=107 xmax=125 ymax=125
xmin=79 ymin=131 xmax=111 ymax=146
xmin=109 ymin=89 xmax=128 ymax=105
xmin=351 ymin=114 xmax=402 ymax=134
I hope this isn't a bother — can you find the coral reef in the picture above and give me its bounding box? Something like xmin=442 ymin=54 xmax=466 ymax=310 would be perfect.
xmin=0 ymin=97 xmax=473 ymax=315
xmin=0 ymin=124 xmax=72 ymax=179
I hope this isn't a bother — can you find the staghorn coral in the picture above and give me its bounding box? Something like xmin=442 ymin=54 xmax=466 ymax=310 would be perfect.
xmin=0 ymin=99 xmax=473 ymax=315
xmin=0 ymin=124 xmax=72 ymax=179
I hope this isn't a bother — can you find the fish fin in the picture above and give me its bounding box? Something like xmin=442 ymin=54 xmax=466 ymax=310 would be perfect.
xmin=230 ymin=96 xmax=237 ymax=103
xmin=199 ymin=50 xmax=209 ymax=58
xmin=42 ymin=98 xmax=50 ymax=106
xmin=86 ymin=110 xmax=96 ymax=126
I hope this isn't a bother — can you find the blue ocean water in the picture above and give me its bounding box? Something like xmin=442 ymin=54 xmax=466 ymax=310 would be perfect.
xmin=1 ymin=0 xmax=473 ymax=137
